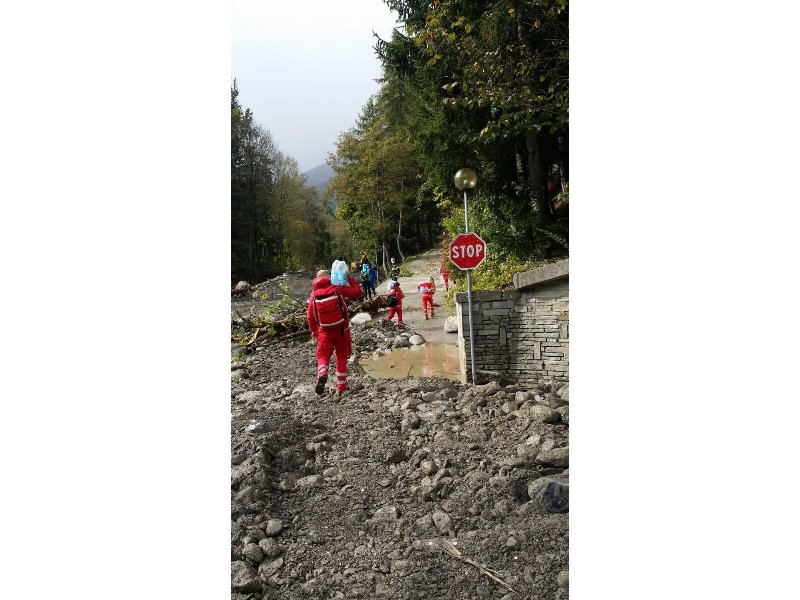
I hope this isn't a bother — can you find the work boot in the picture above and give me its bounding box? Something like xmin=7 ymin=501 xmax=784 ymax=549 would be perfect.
xmin=315 ymin=373 xmax=328 ymax=396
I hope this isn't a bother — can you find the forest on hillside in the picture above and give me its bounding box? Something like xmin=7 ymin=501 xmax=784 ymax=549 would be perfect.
xmin=232 ymin=0 xmax=568 ymax=285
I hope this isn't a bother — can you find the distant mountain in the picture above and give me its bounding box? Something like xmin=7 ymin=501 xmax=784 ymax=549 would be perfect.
xmin=303 ymin=163 xmax=335 ymax=194
xmin=303 ymin=163 xmax=337 ymax=212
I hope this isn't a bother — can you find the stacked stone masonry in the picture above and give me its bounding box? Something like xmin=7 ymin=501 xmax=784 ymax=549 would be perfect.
xmin=455 ymin=275 xmax=568 ymax=386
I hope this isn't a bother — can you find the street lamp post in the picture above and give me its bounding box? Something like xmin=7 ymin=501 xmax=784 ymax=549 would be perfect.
xmin=454 ymin=167 xmax=478 ymax=384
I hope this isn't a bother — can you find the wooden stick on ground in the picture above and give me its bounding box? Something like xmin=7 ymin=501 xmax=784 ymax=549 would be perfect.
xmin=246 ymin=327 xmax=261 ymax=346
xmin=440 ymin=540 xmax=517 ymax=594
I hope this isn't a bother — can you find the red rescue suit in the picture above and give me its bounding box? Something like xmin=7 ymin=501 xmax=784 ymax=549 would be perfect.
xmin=307 ymin=274 xmax=362 ymax=391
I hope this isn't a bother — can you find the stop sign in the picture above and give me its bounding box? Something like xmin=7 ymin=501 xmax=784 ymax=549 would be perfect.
xmin=449 ymin=233 xmax=487 ymax=270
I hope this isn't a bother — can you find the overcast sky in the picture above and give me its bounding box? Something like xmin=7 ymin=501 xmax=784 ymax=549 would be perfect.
xmin=232 ymin=0 xmax=401 ymax=173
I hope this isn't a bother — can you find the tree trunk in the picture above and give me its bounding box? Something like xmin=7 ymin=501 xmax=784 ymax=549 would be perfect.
xmin=517 ymin=14 xmax=553 ymax=225
xmin=525 ymin=130 xmax=552 ymax=224
xmin=396 ymin=202 xmax=406 ymax=261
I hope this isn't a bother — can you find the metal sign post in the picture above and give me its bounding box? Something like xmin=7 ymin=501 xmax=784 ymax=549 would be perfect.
xmin=464 ymin=190 xmax=476 ymax=385
xmin=453 ymin=168 xmax=481 ymax=384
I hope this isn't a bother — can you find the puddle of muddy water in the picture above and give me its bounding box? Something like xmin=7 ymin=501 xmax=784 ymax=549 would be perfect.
xmin=359 ymin=343 xmax=464 ymax=382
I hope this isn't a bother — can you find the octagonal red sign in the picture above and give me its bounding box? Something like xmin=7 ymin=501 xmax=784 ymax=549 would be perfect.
xmin=449 ymin=232 xmax=487 ymax=270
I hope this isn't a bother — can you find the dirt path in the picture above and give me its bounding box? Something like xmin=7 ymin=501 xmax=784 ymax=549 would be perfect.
xmin=380 ymin=248 xmax=454 ymax=345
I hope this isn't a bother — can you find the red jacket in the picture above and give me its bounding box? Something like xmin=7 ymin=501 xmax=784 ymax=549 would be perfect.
xmin=389 ymin=286 xmax=405 ymax=306
xmin=307 ymin=274 xmax=363 ymax=336
xmin=417 ymin=282 xmax=435 ymax=296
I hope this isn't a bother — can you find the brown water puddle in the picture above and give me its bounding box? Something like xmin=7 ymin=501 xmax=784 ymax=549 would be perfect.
xmin=359 ymin=342 xmax=464 ymax=382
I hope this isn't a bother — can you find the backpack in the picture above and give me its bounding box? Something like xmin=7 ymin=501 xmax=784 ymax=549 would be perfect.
xmin=313 ymin=290 xmax=347 ymax=330
xmin=361 ymin=271 xmax=369 ymax=283
xmin=387 ymin=294 xmax=398 ymax=307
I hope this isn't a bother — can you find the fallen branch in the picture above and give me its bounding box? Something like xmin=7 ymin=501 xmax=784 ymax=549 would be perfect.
xmin=264 ymin=329 xmax=311 ymax=346
xmin=246 ymin=327 xmax=261 ymax=346
xmin=440 ymin=540 xmax=517 ymax=594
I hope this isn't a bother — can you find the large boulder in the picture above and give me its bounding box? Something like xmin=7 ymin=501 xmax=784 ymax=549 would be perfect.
xmin=536 ymin=446 xmax=569 ymax=468
xmin=351 ymin=312 xmax=372 ymax=326
xmin=409 ymin=334 xmax=426 ymax=345
xmin=444 ymin=316 xmax=459 ymax=333
xmin=527 ymin=477 xmax=569 ymax=513
xmin=231 ymin=561 xmax=261 ymax=593
xmin=233 ymin=281 xmax=251 ymax=294
xmin=529 ymin=405 xmax=561 ymax=424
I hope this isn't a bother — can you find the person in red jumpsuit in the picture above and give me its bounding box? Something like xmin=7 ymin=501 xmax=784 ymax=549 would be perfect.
xmin=307 ymin=268 xmax=363 ymax=396
xmin=383 ymin=280 xmax=405 ymax=327
xmin=440 ymin=264 xmax=451 ymax=291
xmin=417 ymin=277 xmax=436 ymax=319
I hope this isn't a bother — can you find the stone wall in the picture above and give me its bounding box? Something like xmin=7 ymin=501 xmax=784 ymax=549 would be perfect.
xmin=455 ymin=275 xmax=568 ymax=386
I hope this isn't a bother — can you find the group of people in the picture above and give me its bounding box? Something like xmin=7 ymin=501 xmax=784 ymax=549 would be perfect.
xmin=358 ymin=255 xmax=378 ymax=300
xmin=307 ymin=255 xmax=453 ymax=397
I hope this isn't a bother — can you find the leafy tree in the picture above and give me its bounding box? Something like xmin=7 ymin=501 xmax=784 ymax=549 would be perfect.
xmin=375 ymin=0 xmax=569 ymax=260
xmin=231 ymin=82 xmax=337 ymax=282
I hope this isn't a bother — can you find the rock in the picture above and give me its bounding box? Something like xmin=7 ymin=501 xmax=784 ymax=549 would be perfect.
xmin=527 ymin=477 xmax=569 ymax=513
xmin=431 ymin=509 xmax=452 ymax=534
xmin=351 ymin=312 xmax=372 ymax=325
xmin=419 ymin=459 xmax=438 ymax=476
xmin=393 ymin=335 xmax=411 ymax=348
xmin=372 ymin=505 xmax=401 ymax=522
xmin=501 ymin=401 xmax=516 ymax=414
xmin=475 ymin=381 xmax=502 ymax=396
xmin=231 ymin=369 xmax=247 ymax=381
xmin=246 ymin=421 xmax=270 ymax=434
xmin=420 ymin=391 xmax=438 ymax=403
xmin=529 ymin=405 xmax=561 ymax=424
xmin=557 ymin=570 xmax=569 ymax=588
xmin=444 ymin=316 xmax=459 ymax=333
xmin=557 ymin=405 xmax=569 ymax=425
xmin=242 ymin=543 xmax=263 ymax=563
xmin=402 ymin=412 xmax=421 ymax=430
xmin=414 ymin=514 xmax=434 ymax=533
xmin=506 ymin=536 xmax=520 ymax=549
xmin=515 ymin=391 xmax=536 ymax=403
xmin=441 ymin=387 xmax=459 ymax=400
xmin=258 ymin=556 xmax=284 ymax=579
xmin=555 ymin=383 xmax=569 ymax=400
xmin=410 ymin=448 xmax=429 ymax=467
xmin=390 ymin=559 xmax=413 ymax=576
xmin=385 ymin=449 xmax=409 ymax=464
xmin=238 ymin=390 xmax=263 ymax=403
xmin=538 ymin=394 xmax=569 ymax=409
xmin=322 ymin=467 xmax=340 ymax=480
xmin=258 ymin=538 xmax=284 ymax=559
xmin=233 ymin=281 xmax=251 ymax=294
xmin=277 ymin=477 xmax=296 ymax=491
xmin=524 ymin=434 xmax=542 ymax=446
xmin=264 ymin=519 xmax=284 ymax=537
xmin=515 ymin=445 xmax=539 ymax=461
xmin=231 ymin=561 xmax=261 ymax=593
xmin=540 ymin=438 xmax=556 ymax=451
xmin=296 ymin=474 xmax=322 ymax=487
xmin=242 ymin=528 xmax=266 ymax=545
xmin=536 ymin=446 xmax=569 ymax=468
xmin=409 ymin=334 xmax=426 ymax=345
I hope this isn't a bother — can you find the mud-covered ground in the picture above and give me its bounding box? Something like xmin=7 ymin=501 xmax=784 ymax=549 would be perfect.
xmin=231 ymin=316 xmax=569 ymax=599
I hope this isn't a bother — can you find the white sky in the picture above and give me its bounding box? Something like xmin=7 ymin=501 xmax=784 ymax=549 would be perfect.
xmin=232 ymin=0 xmax=401 ymax=172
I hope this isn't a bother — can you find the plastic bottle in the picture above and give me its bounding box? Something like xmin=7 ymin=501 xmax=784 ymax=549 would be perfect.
xmin=330 ymin=260 xmax=348 ymax=286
